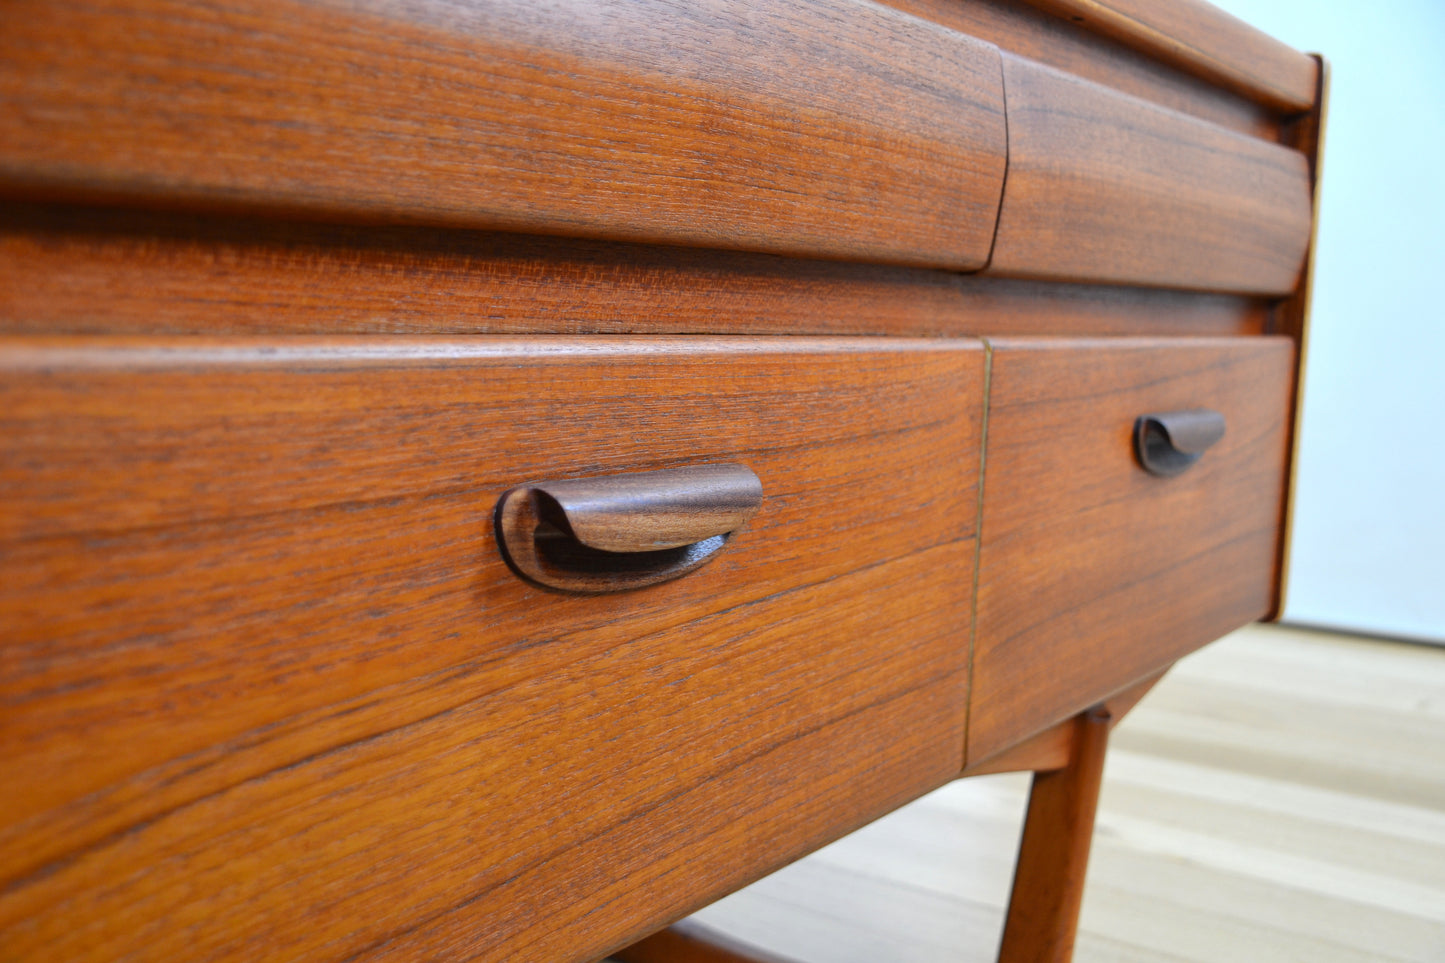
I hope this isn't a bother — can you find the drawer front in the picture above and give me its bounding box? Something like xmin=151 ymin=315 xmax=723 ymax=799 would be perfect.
xmin=984 ymin=55 xmax=1313 ymax=295
xmin=0 ymin=337 xmax=983 ymax=963
xmin=968 ymin=337 xmax=1294 ymax=763
xmin=0 ymin=0 xmax=1007 ymax=270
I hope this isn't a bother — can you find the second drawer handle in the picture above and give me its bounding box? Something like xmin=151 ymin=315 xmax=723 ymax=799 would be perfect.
xmin=1134 ymin=409 xmax=1226 ymax=477
xmin=495 ymin=464 xmax=763 ymax=593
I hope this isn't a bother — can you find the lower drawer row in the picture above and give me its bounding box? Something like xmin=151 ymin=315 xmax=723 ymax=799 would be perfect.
xmin=0 ymin=334 xmax=1293 ymax=963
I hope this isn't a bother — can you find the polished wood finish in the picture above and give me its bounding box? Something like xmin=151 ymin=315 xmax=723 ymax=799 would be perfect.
xmin=503 ymin=465 xmax=763 ymax=555
xmin=0 ymin=0 xmax=1007 ymax=269
xmin=495 ymin=464 xmax=763 ymax=593
xmin=998 ymin=707 xmax=1112 ymax=963
xmin=963 ymin=670 xmax=1166 ymax=777
xmin=965 ymin=718 xmax=1079 ymax=779
xmin=0 ymin=337 xmax=985 ymax=963
xmin=0 ymin=204 xmax=1272 ymax=339
xmin=949 ymin=282 xmax=1268 ymax=339
xmin=0 ymin=0 xmax=1327 ymax=958
xmin=1020 ymin=0 xmax=1317 ymax=112
xmin=877 ymin=0 xmax=1274 ymax=136
xmin=968 ymin=337 xmax=1295 ymax=763
xmin=616 ymin=920 xmax=797 ymax=963
xmin=679 ymin=626 xmax=1444 ymax=963
xmin=986 ymin=55 xmax=1313 ymax=294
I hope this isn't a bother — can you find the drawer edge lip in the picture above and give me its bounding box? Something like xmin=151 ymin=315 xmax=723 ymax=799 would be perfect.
xmin=0 ymin=335 xmax=990 ymax=368
xmin=979 ymin=334 xmax=1297 ymax=351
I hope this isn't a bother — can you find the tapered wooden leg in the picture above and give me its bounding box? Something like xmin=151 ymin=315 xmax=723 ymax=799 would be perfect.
xmin=997 ymin=706 xmax=1111 ymax=963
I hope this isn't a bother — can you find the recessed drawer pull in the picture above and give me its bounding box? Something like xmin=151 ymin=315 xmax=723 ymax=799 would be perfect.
xmin=1134 ymin=409 xmax=1227 ymax=477
xmin=495 ymin=464 xmax=763 ymax=593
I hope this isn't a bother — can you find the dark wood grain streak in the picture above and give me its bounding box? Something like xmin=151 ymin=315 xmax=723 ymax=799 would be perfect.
xmin=0 ymin=336 xmax=984 ymax=963
xmin=0 ymin=204 xmax=1271 ymax=338
xmin=967 ymin=337 xmax=1294 ymax=763
xmin=986 ymin=54 xmax=1313 ymax=295
xmin=0 ymin=0 xmax=1006 ymax=270
xmin=1019 ymin=0 xmax=1318 ymax=113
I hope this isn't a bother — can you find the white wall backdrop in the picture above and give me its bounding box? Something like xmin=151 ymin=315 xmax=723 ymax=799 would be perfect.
xmin=1208 ymin=0 xmax=1445 ymax=642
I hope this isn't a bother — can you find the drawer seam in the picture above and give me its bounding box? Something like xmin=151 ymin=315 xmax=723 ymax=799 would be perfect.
xmin=962 ymin=338 xmax=995 ymax=773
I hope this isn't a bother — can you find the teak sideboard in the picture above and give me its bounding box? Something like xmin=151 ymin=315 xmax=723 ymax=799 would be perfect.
xmin=0 ymin=0 xmax=1324 ymax=960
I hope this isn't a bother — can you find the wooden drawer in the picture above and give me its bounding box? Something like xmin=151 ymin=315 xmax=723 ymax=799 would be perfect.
xmin=0 ymin=0 xmax=1007 ymax=271
xmin=984 ymin=55 xmax=1313 ymax=295
xmin=0 ymin=336 xmax=984 ymax=963
xmin=967 ymin=337 xmax=1295 ymax=763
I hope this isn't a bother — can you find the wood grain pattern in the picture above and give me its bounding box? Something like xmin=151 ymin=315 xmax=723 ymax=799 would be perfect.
xmin=998 ymin=708 xmax=1111 ymax=963
xmin=986 ymin=54 xmax=1313 ymax=295
xmin=0 ymin=1 xmax=1328 ymax=958
xmin=677 ymin=626 xmax=1445 ymax=963
xmin=964 ymin=720 xmax=1078 ymax=779
xmin=946 ymin=280 xmax=1270 ymax=339
xmin=616 ymin=919 xmax=796 ymax=963
xmin=967 ymin=337 xmax=1295 ymax=763
xmin=0 ymin=0 xmax=1007 ymax=270
xmin=963 ymin=670 xmax=1166 ymax=777
xmin=1019 ymin=0 xmax=1318 ymax=113
xmin=0 ymin=204 xmax=1272 ymax=339
xmin=876 ymin=0 xmax=1275 ymax=137
xmin=0 ymin=336 xmax=984 ymax=963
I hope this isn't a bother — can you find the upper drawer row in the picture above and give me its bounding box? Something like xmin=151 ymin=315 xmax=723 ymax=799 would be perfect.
xmin=0 ymin=0 xmax=1312 ymax=294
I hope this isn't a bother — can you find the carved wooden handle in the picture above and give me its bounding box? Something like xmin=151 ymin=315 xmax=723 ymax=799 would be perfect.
xmin=1134 ymin=409 xmax=1226 ymax=477
xmin=495 ymin=464 xmax=763 ymax=593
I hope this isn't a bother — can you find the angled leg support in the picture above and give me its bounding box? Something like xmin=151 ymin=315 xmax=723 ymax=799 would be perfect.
xmin=996 ymin=706 xmax=1112 ymax=963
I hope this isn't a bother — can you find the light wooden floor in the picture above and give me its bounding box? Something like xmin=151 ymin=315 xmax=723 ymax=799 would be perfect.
xmin=676 ymin=624 xmax=1445 ymax=963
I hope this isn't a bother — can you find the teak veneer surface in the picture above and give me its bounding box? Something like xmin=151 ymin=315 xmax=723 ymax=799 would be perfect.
xmin=996 ymin=708 xmax=1112 ymax=963
xmin=0 ymin=0 xmax=1325 ymax=958
xmin=0 ymin=204 xmax=1271 ymax=338
xmin=986 ymin=55 xmax=1313 ymax=295
xmin=875 ymin=0 xmax=1274 ymax=137
xmin=614 ymin=920 xmax=798 ymax=963
xmin=962 ymin=671 xmax=1165 ymax=777
xmin=1019 ymin=0 xmax=1317 ymax=112
xmin=968 ymin=337 xmax=1295 ymax=763
xmin=0 ymin=0 xmax=1007 ymax=270
xmin=0 ymin=337 xmax=984 ymax=963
